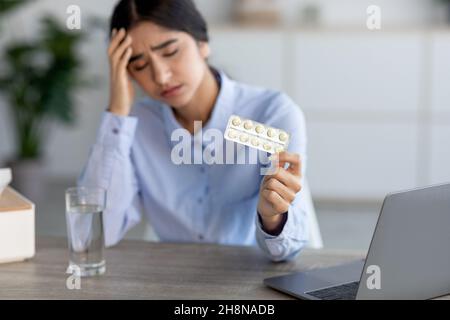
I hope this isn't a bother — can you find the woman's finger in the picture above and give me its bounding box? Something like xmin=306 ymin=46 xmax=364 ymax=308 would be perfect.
xmin=108 ymin=28 xmax=124 ymax=56
xmin=111 ymin=34 xmax=132 ymax=63
xmin=264 ymin=177 xmax=296 ymax=203
xmin=118 ymin=47 xmax=133 ymax=71
xmin=261 ymin=189 xmax=290 ymax=213
xmin=268 ymin=166 xmax=302 ymax=194
xmin=108 ymin=28 xmax=127 ymax=57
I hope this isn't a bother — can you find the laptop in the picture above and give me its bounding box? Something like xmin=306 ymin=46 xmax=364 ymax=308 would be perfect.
xmin=264 ymin=183 xmax=450 ymax=300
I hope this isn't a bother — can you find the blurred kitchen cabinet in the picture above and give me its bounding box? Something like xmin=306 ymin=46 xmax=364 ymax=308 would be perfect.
xmin=430 ymin=33 xmax=450 ymax=115
xmin=430 ymin=124 xmax=450 ymax=185
xmin=306 ymin=120 xmax=419 ymax=200
xmin=209 ymin=29 xmax=285 ymax=91
xmin=291 ymin=32 xmax=423 ymax=115
xmin=428 ymin=32 xmax=450 ymax=186
xmin=291 ymin=32 xmax=424 ymax=199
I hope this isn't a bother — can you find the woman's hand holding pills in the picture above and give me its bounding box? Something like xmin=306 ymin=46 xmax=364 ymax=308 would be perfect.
xmin=107 ymin=28 xmax=135 ymax=116
xmin=257 ymin=152 xmax=302 ymax=235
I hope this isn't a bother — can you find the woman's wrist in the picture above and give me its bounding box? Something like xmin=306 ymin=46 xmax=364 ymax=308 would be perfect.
xmin=259 ymin=212 xmax=287 ymax=236
xmin=108 ymin=104 xmax=130 ymax=117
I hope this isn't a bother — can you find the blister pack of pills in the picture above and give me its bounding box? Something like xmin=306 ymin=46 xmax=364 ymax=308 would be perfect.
xmin=224 ymin=115 xmax=290 ymax=154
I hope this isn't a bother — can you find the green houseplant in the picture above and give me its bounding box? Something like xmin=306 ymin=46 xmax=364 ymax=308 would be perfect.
xmin=0 ymin=16 xmax=87 ymax=199
xmin=0 ymin=0 xmax=29 ymax=18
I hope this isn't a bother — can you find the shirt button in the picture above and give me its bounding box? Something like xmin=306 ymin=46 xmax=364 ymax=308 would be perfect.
xmin=112 ymin=128 xmax=119 ymax=134
xmin=197 ymin=197 xmax=203 ymax=204
xmin=205 ymin=186 xmax=209 ymax=194
xmin=198 ymin=234 xmax=204 ymax=240
xmin=200 ymin=167 xmax=205 ymax=173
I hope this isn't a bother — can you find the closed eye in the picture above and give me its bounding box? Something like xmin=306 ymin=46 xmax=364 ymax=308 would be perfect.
xmin=163 ymin=49 xmax=178 ymax=58
xmin=131 ymin=48 xmax=178 ymax=71
xmin=133 ymin=63 xmax=148 ymax=71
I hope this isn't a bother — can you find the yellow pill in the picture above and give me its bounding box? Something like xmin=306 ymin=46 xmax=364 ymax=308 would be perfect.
xmin=267 ymin=128 xmax=275 ymax=138
xmin=239 ymin=134 xmax=249 ymax=143
xmin=279 ymin=131 xmax=288 ymax=142
xmin=251 ymin=138 xmax=259 ymax=146
xmin=263 ymin=143 xmax=271 ymax=151
xmin=232 ymin=117 xmax=241 ymax=126
xmin=255 ymin=125 xmax=264 ymax=134
xmin=244 ymin=121 xmax=253 ymax=130
xmin=227 ymin=130 xmax=237 ymax=139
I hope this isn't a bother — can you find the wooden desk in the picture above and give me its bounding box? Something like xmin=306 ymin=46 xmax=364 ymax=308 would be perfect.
xmin=0 ymin=237 xmax=447 ymax=300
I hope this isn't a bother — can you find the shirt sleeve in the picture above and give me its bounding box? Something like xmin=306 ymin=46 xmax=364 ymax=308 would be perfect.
xmin=254 ymin=93 xmax=310 ymax=261
xmin=77 ymin=111 xmax=142 ymax=247
xmin=255 ymin=194 xmax=309 ymax=261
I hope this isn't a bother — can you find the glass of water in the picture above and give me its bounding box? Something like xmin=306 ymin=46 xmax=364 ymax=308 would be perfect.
xmin=65 ymin=187 xmax=106 ymax=277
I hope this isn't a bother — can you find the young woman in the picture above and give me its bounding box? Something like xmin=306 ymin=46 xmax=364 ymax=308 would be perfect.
xmin=79 ymin=0 xmax=309 ymax=261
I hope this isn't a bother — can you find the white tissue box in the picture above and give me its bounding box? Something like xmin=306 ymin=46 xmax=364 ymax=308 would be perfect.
xmin=0 ymin=168 xmax=12 ymax=196
xmin=0 ymin=187 xmax=35 ymax=264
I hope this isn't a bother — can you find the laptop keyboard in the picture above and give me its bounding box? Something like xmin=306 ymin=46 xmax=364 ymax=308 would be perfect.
xmin=306 ymin=281 xmax=359 ymax=300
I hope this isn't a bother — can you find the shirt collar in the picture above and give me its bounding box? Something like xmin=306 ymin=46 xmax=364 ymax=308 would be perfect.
xmin=162 ymin=70 xmax=235 ymax=147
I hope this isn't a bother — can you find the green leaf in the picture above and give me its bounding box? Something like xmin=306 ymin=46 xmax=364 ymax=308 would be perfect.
xmin=0 ymin=13 xmax=94 ymax=161
xmin=0 ymin=0 xmax=29 ymax=16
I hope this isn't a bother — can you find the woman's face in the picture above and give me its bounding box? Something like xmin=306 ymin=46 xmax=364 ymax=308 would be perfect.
xmin=126 ymin=21 xmax=210 ymax=108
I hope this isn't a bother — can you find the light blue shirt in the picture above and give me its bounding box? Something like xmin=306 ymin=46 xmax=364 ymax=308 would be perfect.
xmin=78 ymin=70 xmax=309 ymax=261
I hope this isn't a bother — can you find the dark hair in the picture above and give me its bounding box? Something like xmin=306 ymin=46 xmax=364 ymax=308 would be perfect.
xmin=110 ymin=0 xmax=209 ymax=42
